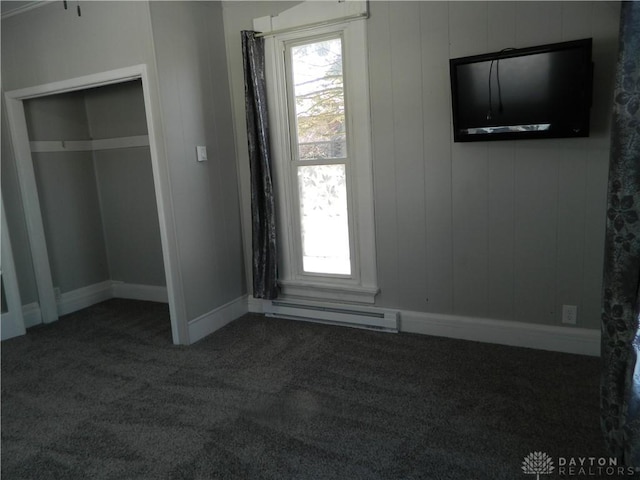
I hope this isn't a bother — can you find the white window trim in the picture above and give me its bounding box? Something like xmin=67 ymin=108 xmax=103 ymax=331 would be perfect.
xmin=256 ymin=5 xmax=378 ymax=304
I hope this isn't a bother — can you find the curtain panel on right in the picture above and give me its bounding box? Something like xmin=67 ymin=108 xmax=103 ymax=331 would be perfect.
xmin=600 ymin=0 xmax=640 ymax=466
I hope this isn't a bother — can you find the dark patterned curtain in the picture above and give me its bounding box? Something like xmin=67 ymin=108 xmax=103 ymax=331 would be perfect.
xmin=242 ymin=31 xmax=278 ymax=300
xmin=601 ymin=0 xmax=640 ymax=466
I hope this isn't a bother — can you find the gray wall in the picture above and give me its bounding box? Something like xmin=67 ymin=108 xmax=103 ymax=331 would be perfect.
xmin=93 ymin=148 xmax=166 ymax=287
xmin=224 ymin=1 xmax=620 ymax=330
xmin=0 ymin=2 xmax=158 ymax=91
xmin=85 ymin=81 xmax=148 ymax=138
xmin=149 ymin=0 xmax=245 ymax=320
xmin=32 ymin=151 xmax=111 ymax=293
xmin=24 ymin=91 xmax=90 ymax=140
xmin=25 ymin=91 xmax=110 ymax=294
xmin=86 ymin=81 xmax=166 ymax=288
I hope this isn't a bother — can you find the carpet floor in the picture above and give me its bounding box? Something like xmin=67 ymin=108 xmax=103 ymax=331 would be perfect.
xmin=0 ymin=299 xmax=615 ymax=479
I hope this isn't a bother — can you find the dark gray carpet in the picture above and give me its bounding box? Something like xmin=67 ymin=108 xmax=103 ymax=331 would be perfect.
xmin=0 ymin=299 xmax=613 ymax=479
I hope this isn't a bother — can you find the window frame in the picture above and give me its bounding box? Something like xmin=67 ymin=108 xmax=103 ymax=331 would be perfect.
xmin=263 ymin=18 xmax=378 ymax=304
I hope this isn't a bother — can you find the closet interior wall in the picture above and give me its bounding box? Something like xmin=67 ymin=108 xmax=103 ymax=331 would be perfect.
xmin=24 ymin=80 xmax=166 ymax=315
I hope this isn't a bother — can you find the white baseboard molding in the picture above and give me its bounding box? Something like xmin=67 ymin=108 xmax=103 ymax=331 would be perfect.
xmin=22 ymin=302 xmax=42 ymax=328
xmin=58 ymin=280 xmax=113 ymax=316
xmin=110 ymin=281 xmax=168 ymax=303
xmin=188 ymin=294 xmax=249 ymax=344
xmin=400 ymin=310 xmax=601 ymax=357
xmin=54 ymin=280 xmax=168 ymax=317
xmin=248 ymin=296 xmax=266 ymax=314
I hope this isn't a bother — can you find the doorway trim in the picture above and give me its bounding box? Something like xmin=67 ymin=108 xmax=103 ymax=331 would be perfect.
xmin=1 ymin=194 xmax=27 ymax=340
xmin=4 ymin=64 xmax=187 ymax=344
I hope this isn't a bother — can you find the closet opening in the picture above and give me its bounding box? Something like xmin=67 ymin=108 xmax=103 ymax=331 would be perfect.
xmin=4 ymin=67 xmax=185 ymax=344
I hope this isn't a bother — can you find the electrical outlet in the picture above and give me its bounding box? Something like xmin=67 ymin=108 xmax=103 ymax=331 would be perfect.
xmin=562 ymin=304 xmax=577 ymax=325
xmin=54 ymin=287 xmax=61 ymax=302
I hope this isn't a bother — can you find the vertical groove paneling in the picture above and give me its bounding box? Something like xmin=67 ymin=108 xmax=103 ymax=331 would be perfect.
xmin=421 ymin=1 xmax=453 ymax=313
xmin=486 ymin=2 xmax=517 ymax=321
xmin=560 ymin=1 xmax=593 ymax=41
xmin=451 ymin=144 xmax=490 ymax=316
xmin=388 ymin=2 xmax=428 ymax=311
xmin=487 ymin=145 xmax=515 ymax=320
xmin=582 ymin=148 xmax=609 ymax=327
xmin=515 ymin=2 xmax=563 ymax=47
xmin=449 ymin=2 xmax=490 ymax=316
xmin=448 ymin=1 xmax=488 ymax=57
xmin=513 ymin=148 xmax=560 ymax=325
xmin=368 ymin=1 xmax=400 ymax=308
xmin=362 ymin=1 xmax=618 ymax=329
xmin=556 ymin=148 xmax=588 ymax=322
xmin=487 ymin=2 xmax=517 ymax=51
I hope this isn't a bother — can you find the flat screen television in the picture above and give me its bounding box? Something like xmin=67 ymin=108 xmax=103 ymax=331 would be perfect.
xmin=449 ymin=38 xmax=593 ymax=142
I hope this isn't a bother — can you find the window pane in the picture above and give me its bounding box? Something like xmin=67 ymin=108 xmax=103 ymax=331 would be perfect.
xmin=298 ymin=164 xmax=350 ymax=275
xmin=291 ymin=38 xmax=347 ymax=160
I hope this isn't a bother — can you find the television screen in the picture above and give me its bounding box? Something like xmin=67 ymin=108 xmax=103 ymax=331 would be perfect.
xmin=449 ymin=38 xmax=593 ymax=142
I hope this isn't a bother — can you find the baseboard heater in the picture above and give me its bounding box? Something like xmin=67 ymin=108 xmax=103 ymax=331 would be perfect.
xmin=264 ymin=300 xmax=399 ymax=332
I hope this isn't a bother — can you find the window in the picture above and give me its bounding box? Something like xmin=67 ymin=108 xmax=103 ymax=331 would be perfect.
xmin=260 ymin=9 xmax=378 ymax=304
xmin=288 ymin=36 xmax=351 ymax=276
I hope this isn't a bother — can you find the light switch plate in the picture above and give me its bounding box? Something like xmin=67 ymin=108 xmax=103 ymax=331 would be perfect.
xmin=196 ymin=145 xmax=208 ymax=162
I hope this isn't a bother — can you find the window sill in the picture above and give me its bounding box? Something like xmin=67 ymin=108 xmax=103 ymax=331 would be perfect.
xmin=278 ymin=279 xmax=379 ymax=304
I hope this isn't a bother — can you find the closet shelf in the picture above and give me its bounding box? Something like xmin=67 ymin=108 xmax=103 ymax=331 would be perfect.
xmin=29 ymin=135 xmax=149 ymax=153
